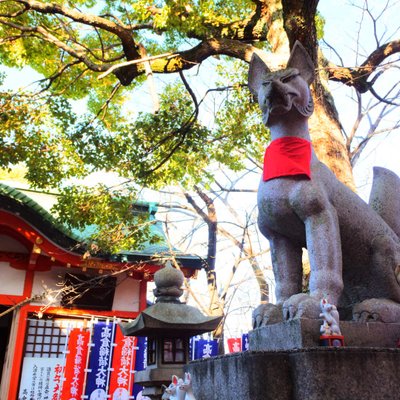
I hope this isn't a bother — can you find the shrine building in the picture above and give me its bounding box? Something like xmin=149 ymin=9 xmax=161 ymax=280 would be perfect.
xmin=0 ymin=182 xmax=202 ymax=399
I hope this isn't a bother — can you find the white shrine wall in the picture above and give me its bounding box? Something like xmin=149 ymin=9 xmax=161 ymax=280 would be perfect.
xmin=0 ymin=262 xmax=26 ymax=296
xmin=31 ymin=266 xmax=140 ymax=312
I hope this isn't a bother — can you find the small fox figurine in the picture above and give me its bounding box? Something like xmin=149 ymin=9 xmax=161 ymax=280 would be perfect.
xmin=319 ymin=298 xmax=341 ymax=336
xmin=178 ymin=373 xmax=196 ymax=400
xmin=163 ymin=373 xmax=197 ymax=400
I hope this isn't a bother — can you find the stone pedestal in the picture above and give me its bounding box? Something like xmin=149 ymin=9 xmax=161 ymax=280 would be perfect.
xmin=186 ymin=321 xmax=400 ymax=399
xmin=249 ymin=320 xmax=400 ymax=351
xmin=186 ymin=348 xmax=400 ymax=400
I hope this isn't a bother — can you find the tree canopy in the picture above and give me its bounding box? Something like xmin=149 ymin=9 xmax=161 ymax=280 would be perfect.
xmin=0 ymin=0 xmax=399 ymax=251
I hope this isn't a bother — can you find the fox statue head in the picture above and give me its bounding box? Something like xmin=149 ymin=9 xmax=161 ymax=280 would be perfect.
xmin=248 ymin=41 xmax=315 ymax=126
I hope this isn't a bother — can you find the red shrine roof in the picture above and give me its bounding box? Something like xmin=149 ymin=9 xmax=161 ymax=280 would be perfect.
xmin=0 ymin=182 xmax=203 ymax=279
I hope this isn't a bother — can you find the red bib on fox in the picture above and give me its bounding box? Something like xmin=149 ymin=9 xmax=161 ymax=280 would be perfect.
xmin=263 ymin=136 xmax=311 ymax=181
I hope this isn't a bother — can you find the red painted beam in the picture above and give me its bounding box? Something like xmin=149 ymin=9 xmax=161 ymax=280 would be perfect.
xmin=0 ymin=210 xmax=198 ymax=279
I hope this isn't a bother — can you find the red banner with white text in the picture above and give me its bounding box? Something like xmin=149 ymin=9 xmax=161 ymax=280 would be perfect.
xmin=227 ymin=337 xmax=242 ymax=353
xmin=108 ymin=326 xmax=137 ymax=398
xmin=60 ymin=328 xmax=90 ymax=400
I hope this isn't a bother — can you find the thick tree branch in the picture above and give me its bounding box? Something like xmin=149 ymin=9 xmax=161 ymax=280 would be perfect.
xmin=139 ymin=43 xmax=160 ymax=114
xmin=2 ymin=0 xmax=142 ymax=83
xmin=117 ymin=38 xmax=260 ymax=82
xmin=0 ymin=0 xmax=278 ymax=87
xmin=142 ymin=0 xmax=272 ymax=42
xmin=325 ymin=40 xmax=400 ymax=93
xmin=189 ymin=3 xmax=271 ymax=42
xmin=8 ymin=0 xmax=133 ymax=38
xmin=0 ymin=0 xmax=277 ymax=87
xmin=111 ymin=38 xmax=258 ymax=84
xmin=153 ymin=37 xmax=256 ymax=68
xmin=100 ymin=13 xmax=154 ymax=31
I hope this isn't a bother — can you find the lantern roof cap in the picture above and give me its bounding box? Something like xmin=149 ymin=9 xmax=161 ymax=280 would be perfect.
xmin=121 ymin=262 xmax=222 ymax=337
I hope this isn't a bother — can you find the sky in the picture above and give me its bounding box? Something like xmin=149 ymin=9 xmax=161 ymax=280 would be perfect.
xmin=318 ymin=0 xmax=400 ymax=199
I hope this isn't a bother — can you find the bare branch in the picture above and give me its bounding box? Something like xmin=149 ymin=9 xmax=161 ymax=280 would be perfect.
xmin=35 ymin=59 xmax=82 ymax=93
xmin=179 ymin=70 xmax=198 ymax=117
xmin=369 ymin=84 xmax=400 ymax=106
xmin=321 ymin=39 xmax=344 ymax=67
xmin=325 ymin=40 xmax=400 ymax=92
xmin=347 ymin=91 xmax=363 ymax=152
xmin=350 ymin=84 xmax=400 ymax=166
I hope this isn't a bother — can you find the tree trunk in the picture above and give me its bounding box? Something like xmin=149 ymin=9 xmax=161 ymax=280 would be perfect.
xmin=183 ymin=189 xmax=223 ymax=318
xmin=309 ymin=93 xmax=355 ymax=190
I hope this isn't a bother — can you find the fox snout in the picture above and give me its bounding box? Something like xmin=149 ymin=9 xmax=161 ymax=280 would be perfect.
xmin=262 ymin=79 xmax=289 ymax=103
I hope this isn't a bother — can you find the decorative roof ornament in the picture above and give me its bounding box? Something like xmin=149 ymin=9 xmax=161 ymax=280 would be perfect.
xmin=121 ymin=261 xmax=222 ymax=337
xmin=153 ymin=261 xmax=184 ymax=303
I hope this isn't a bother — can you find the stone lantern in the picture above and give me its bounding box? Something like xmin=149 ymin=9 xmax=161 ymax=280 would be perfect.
xmin=121 ymin=262 xmax=222 ymax=400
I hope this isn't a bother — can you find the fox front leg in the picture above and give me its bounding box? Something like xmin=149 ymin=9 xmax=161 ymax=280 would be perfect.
xmin=290 ymin=179 xmax=344 ymax=306
xmin=281 ymin=183 xmax=344 ymax=319
xmin=269 ymin=232 xmax=304 ymax=303
xmin=252 ymin=228 xmax=303 ymax=327
xmin=304 ymin=206 xmax=344 ymax=305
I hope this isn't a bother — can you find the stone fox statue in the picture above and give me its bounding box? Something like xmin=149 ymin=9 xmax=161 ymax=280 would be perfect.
xmin=249 ymin=41 xmax=400 ymax=327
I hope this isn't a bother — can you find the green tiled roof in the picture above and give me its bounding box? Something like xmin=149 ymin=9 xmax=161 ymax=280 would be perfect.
xmin=0 ymin=182 xmax=203 ymax=268
xmin=0 ymin=182 xmax=82 ymax=241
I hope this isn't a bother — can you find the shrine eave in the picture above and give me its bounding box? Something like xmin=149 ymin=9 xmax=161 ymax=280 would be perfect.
xmin=0 ymin=183 xmax=203 ymax=277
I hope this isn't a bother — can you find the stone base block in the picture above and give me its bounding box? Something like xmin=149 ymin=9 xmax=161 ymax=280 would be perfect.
xmin=186 ymin=348 xmax=400 ymax=400
xmin=249 ymin=320 xmax=400 ymax=351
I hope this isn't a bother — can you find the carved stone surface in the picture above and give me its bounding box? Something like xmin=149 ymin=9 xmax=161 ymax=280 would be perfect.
xmin=153 ymin=261 xmax=185 ymax=302
xmin=369 ymin=166 xmax=400 ymax=238
xmin=248 ymin=41 xmax=400 ymax=324
xmin=186 ymin=348 xmax=400 ymax=400
xmin=249 ymin=320 xmax=400 ymax=351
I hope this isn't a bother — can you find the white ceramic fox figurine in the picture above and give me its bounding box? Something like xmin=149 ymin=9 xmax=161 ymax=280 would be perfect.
xmin=178 ymin=373 xmax=196 ymax=400
xmin=319 ymin=298 xmax=341 ymax=336
xmin=164 ymin=375 xmax=183 ymax=400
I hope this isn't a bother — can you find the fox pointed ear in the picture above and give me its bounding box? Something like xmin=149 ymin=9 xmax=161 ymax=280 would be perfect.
xmin=248 ymin=52 xmax=271 ymax=97
xmin=172 ymin=375 xmax=178 ymax=385
xmin=287 ymin=41 xmax=315 ymax=84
